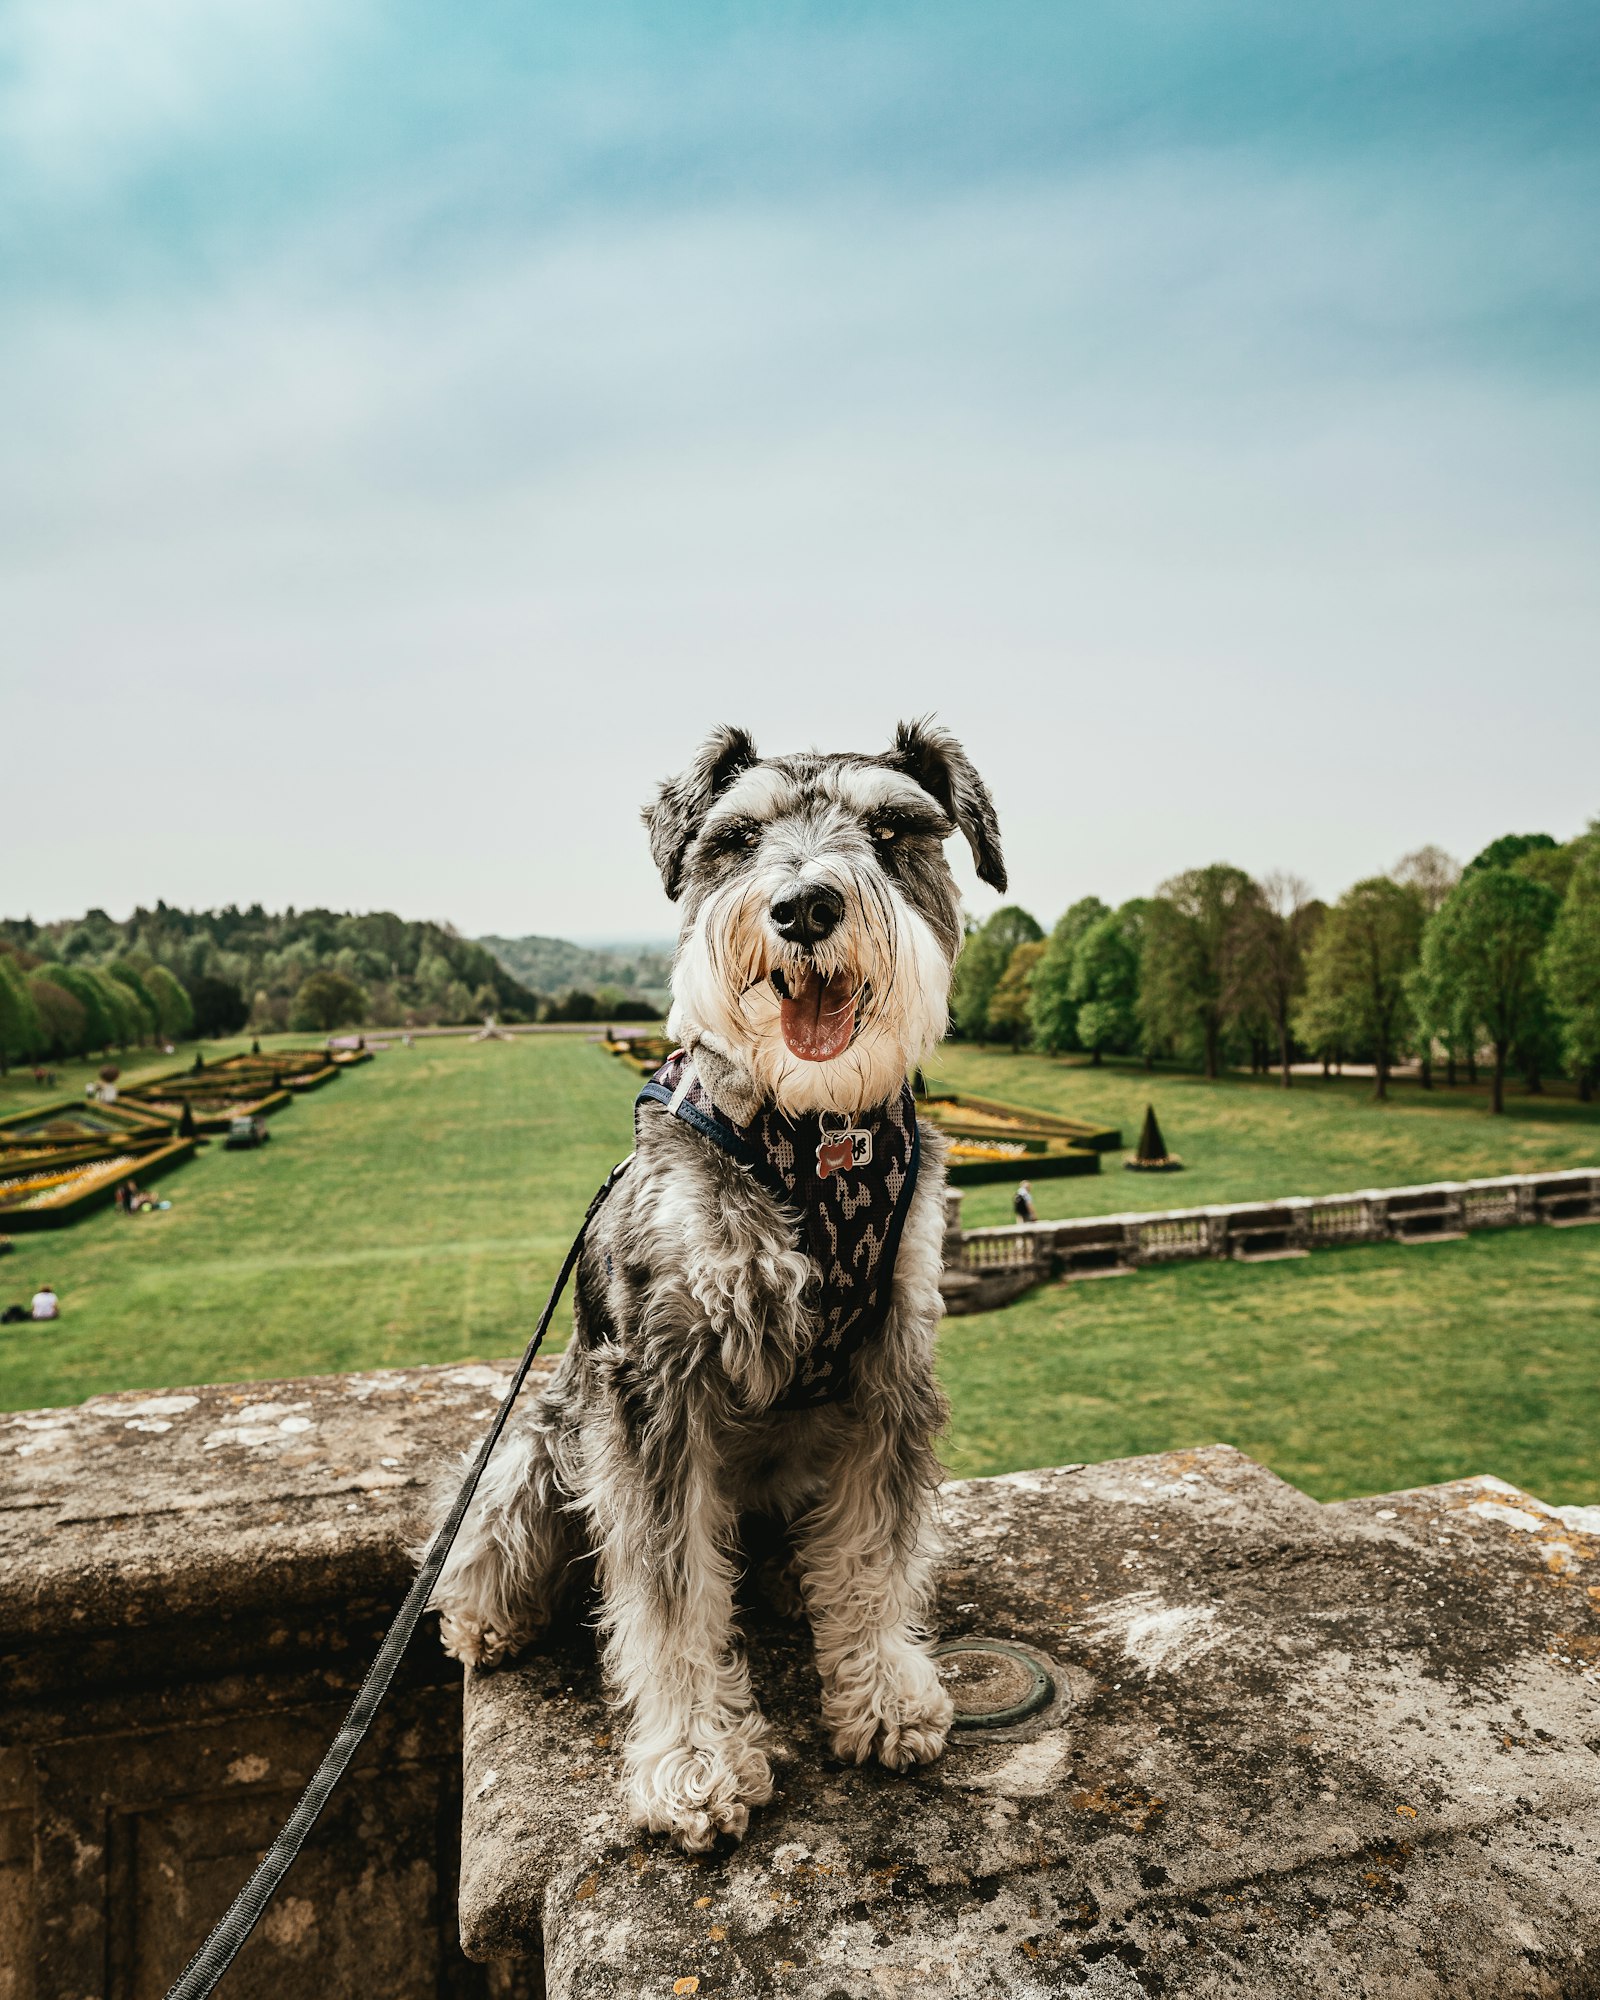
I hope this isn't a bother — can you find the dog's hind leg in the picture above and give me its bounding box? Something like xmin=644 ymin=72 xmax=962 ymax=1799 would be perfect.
xmin=794 ymin=1422 xmax=954 ymax=1772
xmin=427 ymin=1414 xmax=578 ymax=1670
xmin=585 ymin=1441 xmax=774 ymax=1852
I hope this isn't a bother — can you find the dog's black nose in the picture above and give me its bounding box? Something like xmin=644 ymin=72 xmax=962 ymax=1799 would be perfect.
xmin=770 ymin=884 xmax=845 ymax=946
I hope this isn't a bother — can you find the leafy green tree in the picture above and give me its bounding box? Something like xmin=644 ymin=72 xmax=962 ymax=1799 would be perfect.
xmin=0 ymin=952 xmax=42 ymax=1071
xmin=1028 ymin=897 xmax=1110 ymax=1054
xmin=36 ymin=963 xmax=115 ymax=1052
xmin=1417 ymin=868 xmax=1560 ymax=1114
xmin=1465 ymin=833 xmax=1557 ymax=877
xmin=416 ymin=949 xmax=459 ymax=1005
xmin=1293 ymin=878 xmax=1423 ymax=1100
xmin=1068 ymin=902 xmax=1147 ymax=1064
xmin=441 ymin=979 xmax=475 ymax=1023
xmin=949 ymin=906 xmax=1043 ymax=1042
xmin=0 ymin=902 xmax=546 ymax=1027
xmin=289 ymin=970 xmax=368 ymax=1033
xmin=1513 ymin=844 xmax=1581 ymax=901
xmin=987 ymin=940 xmax=1047 ymax=1050
xmin=1243 ymin=875 xmax=1325 ymax=1088
xmin=109 ymin=963 xmax=159 ymax=1043
xmin=1545 ymin=826 xmax=1600 ymax=1100
xmin=1407 ymin=948 xmax=1476 ymax=1091
xmin=1138 ymin=865 xmax=1263 ymax=1078
xmin=142 ymin=964 xmax=195 ymax=1040
xmin=190 ymin=975 xmax=250 ymax=1038
xmin=90 ymin=968 xmax=141 ymax=1049
xmin=28 ymin=977 xmax=86 ymax=1056
xmin=1464 ymin=830 xmax=1582 ymax=903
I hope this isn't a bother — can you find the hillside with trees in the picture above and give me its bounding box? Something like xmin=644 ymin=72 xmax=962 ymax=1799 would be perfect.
xmin=0 ymin=905 xmax=559 ymax=1066
xmin=478 ymin=934 xmax=672 ymax=1012
xmin=951 ymin=819 xmax=1600 ymax=1111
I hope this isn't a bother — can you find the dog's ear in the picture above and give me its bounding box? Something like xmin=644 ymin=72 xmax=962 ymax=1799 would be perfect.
xmin=888 ymin=718 xmax=1007 ymax=890
xmin=643 ymin=725 xmax=761 ymax=900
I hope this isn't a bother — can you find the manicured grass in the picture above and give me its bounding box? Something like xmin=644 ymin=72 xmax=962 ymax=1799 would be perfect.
xmin=2 ymin=1036 xmax=1594 ymax=1508
xmin=936 ymin=1227 xmax=1600 ymax=1506
xmin=0 ymin=1034 xmax=637 ymax=1414
xmin=929 ymin=1046 xmax=1600 ymax=1228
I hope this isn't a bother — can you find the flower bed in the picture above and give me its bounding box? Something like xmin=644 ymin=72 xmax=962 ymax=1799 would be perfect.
xmin=0 ymin=1135 xmax=198 ymax=1229
xmin=919 ymin=1091 xmax=1117 ymax=1184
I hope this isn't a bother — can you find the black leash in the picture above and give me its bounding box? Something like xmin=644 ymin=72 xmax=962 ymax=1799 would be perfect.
xmin=164 ymin=1157 xmax=631 ymax=2000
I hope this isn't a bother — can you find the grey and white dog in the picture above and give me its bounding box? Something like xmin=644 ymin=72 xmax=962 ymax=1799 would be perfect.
xmin=428 ymin=719 xmax=1006 ymax=1851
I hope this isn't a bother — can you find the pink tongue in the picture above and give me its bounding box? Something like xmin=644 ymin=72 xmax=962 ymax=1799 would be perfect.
xmin=780 ymin=969 xmax=856 ymax=1061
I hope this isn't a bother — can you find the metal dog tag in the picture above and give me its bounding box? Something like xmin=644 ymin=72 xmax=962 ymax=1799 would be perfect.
xmin=816 ymin=1128 xmax=872 ymax=1178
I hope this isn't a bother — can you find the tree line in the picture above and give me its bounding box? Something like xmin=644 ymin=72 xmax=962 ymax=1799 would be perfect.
xmin=0 ymin=903 xmax=658 ymax=1069
xmin=948 ymin=824 xmax=1600 ymax=1114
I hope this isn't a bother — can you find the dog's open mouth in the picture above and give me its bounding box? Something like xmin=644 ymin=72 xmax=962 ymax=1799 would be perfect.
xmin=771 ymin=965 xmax=858 ymax=1062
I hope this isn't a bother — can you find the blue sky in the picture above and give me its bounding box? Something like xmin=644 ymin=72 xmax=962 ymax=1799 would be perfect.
xmin=3 ymin=0 xmax=1597 ymax=938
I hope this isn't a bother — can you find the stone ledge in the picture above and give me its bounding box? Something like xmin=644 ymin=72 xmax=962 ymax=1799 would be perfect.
xmin=1 ymin=1357 xmax=555 ymax=1635
xmin=0 ymin=1357 xmax=555 ymax=1732
xmin=459 ymin=1447 xmax=1600 ymax=1998
xmin=1 ymin=1359 xmax=553 ymax=2000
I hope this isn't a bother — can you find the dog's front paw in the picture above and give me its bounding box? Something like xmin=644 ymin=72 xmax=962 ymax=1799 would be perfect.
xmin=625 ymin=1737 xmax=774 ymax=1853
xmin=437 ymin=1610 xmax=532 ymax=1670
xmin=826 ymin=1649 xmax=955 ymax=1771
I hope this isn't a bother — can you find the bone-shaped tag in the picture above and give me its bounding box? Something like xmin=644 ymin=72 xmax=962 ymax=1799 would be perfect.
xmin=816 ymin=1129 xmax=872 ymax=1178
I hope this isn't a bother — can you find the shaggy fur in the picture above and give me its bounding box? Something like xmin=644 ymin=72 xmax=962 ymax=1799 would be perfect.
xmin=427 ymin=719 xmax=1006 ymax=1850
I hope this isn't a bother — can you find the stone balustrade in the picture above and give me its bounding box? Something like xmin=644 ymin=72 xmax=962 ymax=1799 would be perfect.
xmin=942 ymin=1167 xmax=1600 ymax=1311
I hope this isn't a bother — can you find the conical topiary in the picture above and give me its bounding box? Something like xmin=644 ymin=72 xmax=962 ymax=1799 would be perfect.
xmin=1125 ymin=1103 xmax=1183 ymax=1172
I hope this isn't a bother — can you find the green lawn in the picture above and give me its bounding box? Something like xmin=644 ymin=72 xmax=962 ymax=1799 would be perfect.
xmin=930 ymin=1046 xmax=1600 ymax=1227
xmin=0 ymin=1034 xmax=636 ymax=1414
xmin=937 ymin=1228 xmax=1600 ymax=1505
xmin=2 ymin=1036 xmax=1595 ymax=1508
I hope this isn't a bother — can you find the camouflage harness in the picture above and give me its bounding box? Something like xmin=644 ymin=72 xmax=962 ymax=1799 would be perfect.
xmin=637 ymin=1050 xmax=921 ymax=1409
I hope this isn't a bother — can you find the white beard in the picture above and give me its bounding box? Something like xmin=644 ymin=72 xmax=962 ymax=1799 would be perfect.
xmin=667 ymin=868 xmax=951 ymax=1118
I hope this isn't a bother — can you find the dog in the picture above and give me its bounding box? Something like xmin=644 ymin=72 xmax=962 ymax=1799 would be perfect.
xmin=427 ymin=718 xmax=1006 ymax=1851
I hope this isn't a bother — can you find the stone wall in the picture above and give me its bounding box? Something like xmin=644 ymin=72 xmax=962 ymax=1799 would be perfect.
xmin=0 ymin=1359 xmax=552 ymax=2000
xmin=6 ymin=1346 xmax=1599 ymax=1997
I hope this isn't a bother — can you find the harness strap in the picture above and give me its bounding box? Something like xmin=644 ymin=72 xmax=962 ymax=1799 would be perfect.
xmin=162 ymin=1156 xmax=632 ymax=2000
xmin=636 ymin=1055 xmax=921 ymax=1410
xmin=665 ymin=1057 xmax=699 ymax=1117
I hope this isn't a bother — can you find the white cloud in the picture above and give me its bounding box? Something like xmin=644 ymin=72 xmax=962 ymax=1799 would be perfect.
xmin=0 ymin=0 xmax=368 ymax=191
xmin=3 ymin=155 xmax=1597 ymax=934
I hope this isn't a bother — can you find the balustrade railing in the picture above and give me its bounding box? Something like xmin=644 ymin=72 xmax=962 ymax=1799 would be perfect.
xmin=949 ymin=1168 xmax=1599 ymax=1290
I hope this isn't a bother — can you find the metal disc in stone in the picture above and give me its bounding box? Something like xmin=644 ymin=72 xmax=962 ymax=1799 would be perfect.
xmin=933 ymin=1639 xmax=1054 ymax=1728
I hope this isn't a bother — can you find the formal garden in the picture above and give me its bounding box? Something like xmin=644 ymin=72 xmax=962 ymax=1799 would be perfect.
xmin=2 ymin=1031 xmax=1594 ymax=1508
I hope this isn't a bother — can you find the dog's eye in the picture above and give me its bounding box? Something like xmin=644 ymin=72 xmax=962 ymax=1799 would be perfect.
xmin=707 ymin=818 xmax=762 ymax=857
xmin=872 ymin=825 xmax=896 ymax=843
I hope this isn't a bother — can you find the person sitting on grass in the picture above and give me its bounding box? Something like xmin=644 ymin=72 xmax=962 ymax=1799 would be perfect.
xmin=30 ymin=1284 xmax=59 ymax=1321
